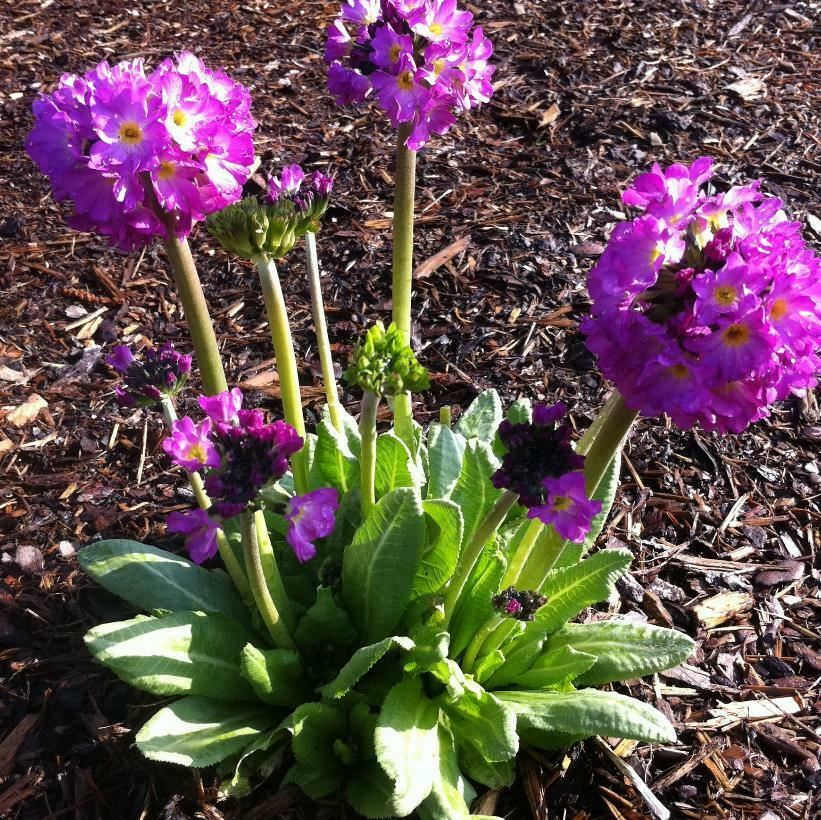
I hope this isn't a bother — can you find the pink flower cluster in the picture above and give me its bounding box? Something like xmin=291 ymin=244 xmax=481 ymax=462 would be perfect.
xmin=267 ymin=163 xmax=335 ymax=231
xmin=106 ymin=342 xmax=191 ymax=407
xmin=27 ymin=53 xmax=255 ymax=250
xmin=583 ymin=158 xmax=821 ymax=433
xmin=325 ymin=0 xmax=494 ymax=149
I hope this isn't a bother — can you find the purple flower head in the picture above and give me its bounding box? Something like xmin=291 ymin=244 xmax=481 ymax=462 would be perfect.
xmin=107 ymin=342 xmax=192 ymax=407
xmin=163 ymin=416 xmax=221 ymax=471
xmin=27 ymin=54 xmax=255 ymax=251
xmin=266 ymin=165 xmax=335 ymax=232
xmin=285 ymin=488 xmax=340 ymax=562
xmin=492 ymin=586 xmax=547 ymax=622
xmin=528 ymin=472 xmax=602 ymax=544
xmin=268 ymin=164 xmax=305 ymax=201
xmin=198 ymin=387 xmax=243 ymax=426
xmin=325 ymin=0 xmax=493 ymax=149
xmin=491 ymin=402 xmax=585 ymax=510
xmin=584 ymin=158 xmax=821 ymax=433
xmin=167 ymin=507 xmax=220 ymax=564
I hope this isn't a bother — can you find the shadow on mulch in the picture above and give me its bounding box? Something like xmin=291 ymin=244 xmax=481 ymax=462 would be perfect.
xmin=1 ymin=0 xmax=820 ymax=818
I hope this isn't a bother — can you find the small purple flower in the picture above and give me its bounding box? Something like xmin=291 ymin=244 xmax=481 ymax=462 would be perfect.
xmin=285 ymin=488 xmax=340 ymax=562
xmin=198 ymin=387 xmax=243 ymax=426
xmin=268 ymin=164 xmax=305 ymax=201
xmin=492 ymin=586 xmax=547 ymax=622
xmin=106 ymin=342 xmax=192 ymax=407
xmin=528 ymin=472 xmax=602 ymax=544
xmin=163 ymin=416 xmax=221 ymax=470
xmin=491 ymin=402 xmax=585 ymax=509
xmin=167 ymin=507 xmax=220 ymax=564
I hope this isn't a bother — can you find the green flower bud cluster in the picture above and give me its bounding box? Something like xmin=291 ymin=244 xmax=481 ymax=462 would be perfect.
xmin=206 ymin=197 xmax=300 ymax=261
xmin=345 ymin=321 xmax=430 ymax=397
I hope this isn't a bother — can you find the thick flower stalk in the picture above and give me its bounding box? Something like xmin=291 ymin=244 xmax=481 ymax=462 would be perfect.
xmin=325 ymin=0 xmax=494 ymax=151
xmin=106 ymin=342 xmax=191 ymax=407
xmin=583 ymin=158 xmax=821 ymax=433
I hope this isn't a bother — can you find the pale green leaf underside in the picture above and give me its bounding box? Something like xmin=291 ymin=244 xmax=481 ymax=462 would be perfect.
xmin=411 ymin=499 xmax=464 ymax=600
xmin=455 ymin=389 xmax=503 ymax=442
xmin=426 ymin=423 xmax=466 ymax=499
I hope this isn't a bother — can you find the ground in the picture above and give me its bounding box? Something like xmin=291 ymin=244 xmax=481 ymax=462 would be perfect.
xmin=1 ymin=0 xmax=820 ymax=817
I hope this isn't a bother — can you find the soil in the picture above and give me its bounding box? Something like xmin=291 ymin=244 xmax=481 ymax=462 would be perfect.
xmin=1 ymin=0 xmax=820 ymax=818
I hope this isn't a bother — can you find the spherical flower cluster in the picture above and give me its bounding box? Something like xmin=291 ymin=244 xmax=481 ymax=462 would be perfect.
xmin=492 ymin=403 xmax=601 ymax=543
xmin=325 ymin=0 xmax=494 ymax=149
xmin=582 ymin=158 xmax=821 ymax=432
xmin=106 ymin=342 xmax=192 ymax=407
xmin=285 ymin=488 xmax=340 ymax=563
xmin=27 ymin=53 xmax=255 ymax=250
xmin=163 ymin=388 xmax=303 ymax=519
xmin=267 ymin=163 xmax=335 ymax=234
xmin=492 ymin=586 xmax=547 ymax=622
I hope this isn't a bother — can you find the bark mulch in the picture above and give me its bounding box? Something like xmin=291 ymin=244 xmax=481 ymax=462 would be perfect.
xmin=1 ymin=0 xmax=820 ymax=818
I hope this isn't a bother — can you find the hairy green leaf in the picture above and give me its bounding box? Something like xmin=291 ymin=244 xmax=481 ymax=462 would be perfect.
xmin=342 ymin=487 xmax=426 ymax=643
xmin=417 ymin=723 xmax=477 ymax=820
xmin=136 ymin=696 xmax=277 ymax=767
xmin=347 ymin=760 xmax=400 ymax=818
xmin=294 ymin=587 xmax=358 ymax=653
xmin=450 ymin=440 xmax=502 ymax=546
xmin=426 ymin=423 xmax=466 ymax=499
xmin=375 ymin=432 xmax=416 ymax=496
xmin=78 ymin=539 xmax=249 ymax=624
xmin=285 ymin=702 xmax=349 ymax=798
xmin=312 ymin=419 xmax=359 ymax=493
xmin=495 ymin=688 xmax=677 ymax=745
xmin=85 ymin=611 xmax=254 ymax=700
xmin=240 ymin=645 xmax=304 ymax=707
xmin=375 ymin=675 xmax=440 ymax=815
xmin=411 ymin=499 xmax=464 ymax=600
xmin=320 ymin=635 xmax=415 ymax=700
xmin=581 ymin=453 xmax=621 ymax=554
xmin=549 ymin=621 xmax=695 ymax=686
xmin=509 ymin=645 xmax=597 ymax=689
xmin=455 ymin=389 xmax=503 ymax=441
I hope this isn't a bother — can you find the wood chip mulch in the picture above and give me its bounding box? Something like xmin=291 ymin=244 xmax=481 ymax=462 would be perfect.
xmin=1 ymin=0 xmax=819 ymax=818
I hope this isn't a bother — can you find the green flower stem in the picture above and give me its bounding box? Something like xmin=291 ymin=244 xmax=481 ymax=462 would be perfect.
xmin=359 ymin=390 xmax=380 ymax=519
xmin=391 ymin=122 xmax=417 ymax=450
xmin=305 ymin=231 xmax=343 ymax=433
xmin=254 ymin=509 xmax=296 ymax=636
xmin=461 ymin=614 xmax=504 ymax=672
xmin=255 ymin=255 xmax=308 ymax=495
xmin=159 ymin=398 xmax=251 ymax=601
xmin=442 ymin=491 xmax=519 ymax=627
xmin=499 ymin=517 xmax=542 ymax=589
xmin=472 ymin=619 xmax=518 ymax=666
xmin=241 ymin=510 xmax=295 ymax=649
xmin=439 ymin=405 xmax=452 ymax=427
xmin=162 ymin=234 xmax=228 ymax=397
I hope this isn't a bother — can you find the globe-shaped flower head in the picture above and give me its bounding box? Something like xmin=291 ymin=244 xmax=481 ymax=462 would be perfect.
xmin=582 ymin=158 xmax=821 ymax=433
xmin=325 ymin=0 xmax=494 ymax=149
xmin=27 ymin=53 xmax=255 ymax=250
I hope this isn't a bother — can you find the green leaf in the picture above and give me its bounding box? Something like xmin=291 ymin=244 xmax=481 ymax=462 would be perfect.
xmin=375 ymin=432 xmax=416 ymax=496
xmin=450 ymin=549 xmax=507 ymax=658
xmin=548 ymin=622 xmax=695 ymax=687
xmin=426 ymin=423 xmax=466 ymax=499
xmin=219 ymin=725 xmax=288 ymax=799
xmin=509 ymin=645 xmax=597 ymax=689
xmin=438 ymin=669 xmax=518 ymax=766
xmin=515 ymin=548 xmax=633 ymax=647
xmin=342 ymin=487 xmax=426 ymax=643
xmin=286 ymin=702 xmax=348 ymax=798
xmin=294 ymin=587 xmax=358 ymax=652
xmin=347 ymin=760 xmax=400 ymax=818
xmin=450 ymin=440 xmax=502 ymax=546
xmin=319 ymin=636 xmax=415 ymax=700
xmin=411 ymin=499 xmax=464 ymax=600
xmin=456 ymin=741 xmax=515 ymax=789
xmin=506 ymin=397 xmax=532 ymax=425
xmin=417 ymin=723 xmax=477 ymax=820
xmin=581 ymin=453 xmax=621 ymax=554
xmin=495 ymin=689 xmax=677 ymax=745
xmin=455 ymin=389 xmax=502 ymax=441
xmin=483 ymin=632 xmax=545 ymax=689
xmin=78 ymin=539 xmax=249 ymax=624
xmin=472 ymin=649 xmax=506 ymax=684
xmin=312 ymin=419 xmax=359 ymax=493
xmin=135 ymin=696 xmax=277 ymax=767
xmin=375 ymin=675 xmax=440 ymax=816
xmin=84 ymin=611 xmax=255 ymax=700
xmin=240 ymin=644 xmax=304 ymax=707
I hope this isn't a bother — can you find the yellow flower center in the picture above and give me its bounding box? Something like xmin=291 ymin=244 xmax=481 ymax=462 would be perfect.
xmin=722 ymin=323 xmax=750 ymax=348
xmin=118 ymin=121 xmax=143 ymax=144
xmin=714 ymin=285 xmax=738 ymax=306
xmin=433 ymin=58 xmax=446 ymax=76
xmin=397 ymin=71 xmax=415 ymax=91
xmin=650 ymin=244 xmax=664 ymax=264
xmin=186 ymin=443 xmax=207 ymax=463
xmin=157 ymin=161 xmax=177 ymax=181
xmin=429 ymin=22 xmax=444 ymax=36
xmin=669 ymin=363 xmax=691 ymax=380
xmin=389 ymin=45 xmax=402 ymax=63
xmin=552 ymin=496 xmax=573 ymax=512
xmin=173 ymin=109 xmax=188 ymax=127
xmin=770 ymin=297 xmax=789 ymax=321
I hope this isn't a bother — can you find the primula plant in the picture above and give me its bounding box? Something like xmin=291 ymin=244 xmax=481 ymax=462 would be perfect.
xmin=28 ymin=8 xmax=821 ymax=817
